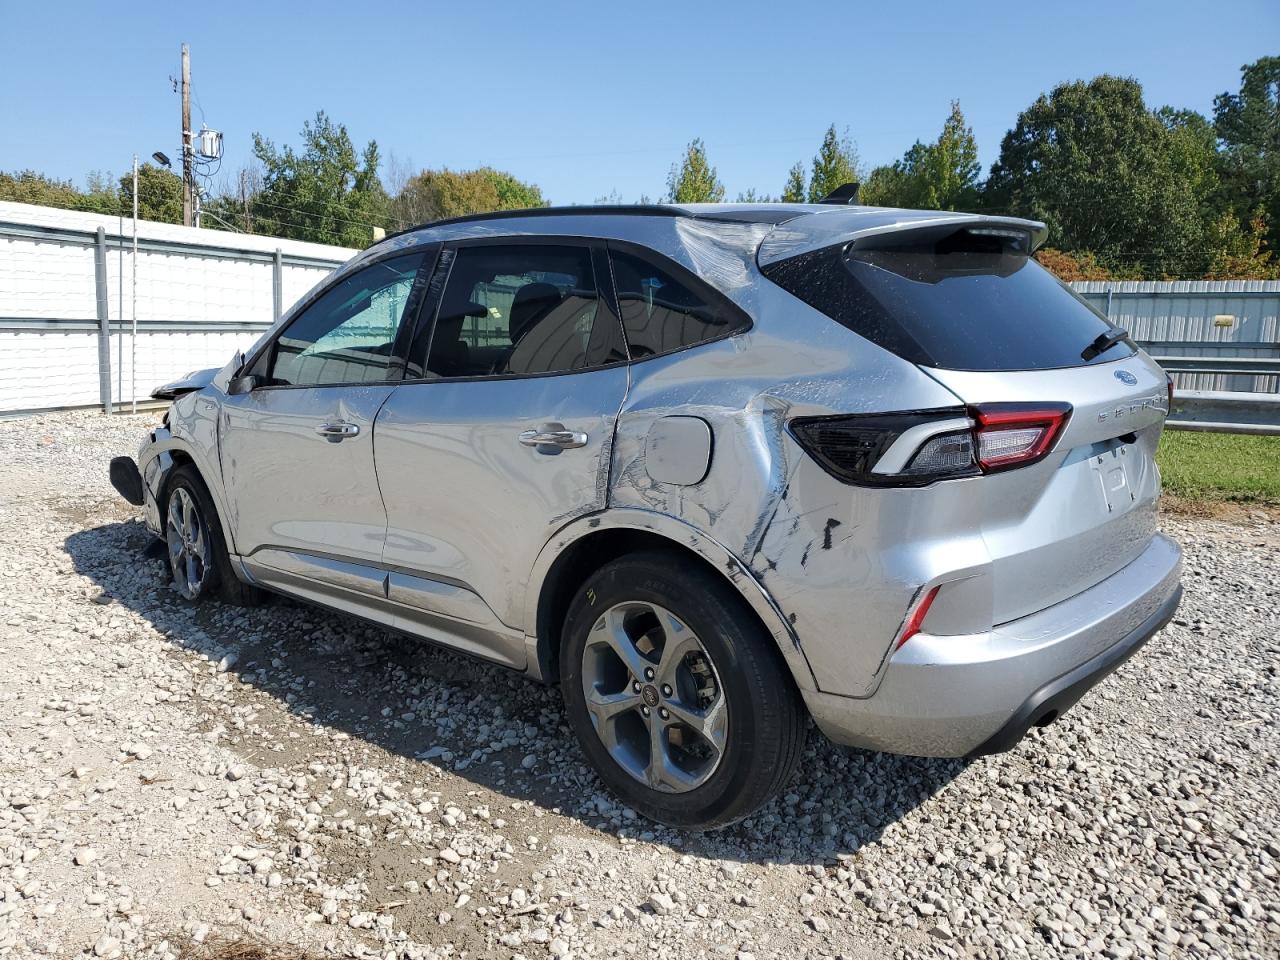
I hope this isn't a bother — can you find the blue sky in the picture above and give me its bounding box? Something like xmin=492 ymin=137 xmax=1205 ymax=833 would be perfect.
xmin=2 ymin=0 xmax=1276 ymax=206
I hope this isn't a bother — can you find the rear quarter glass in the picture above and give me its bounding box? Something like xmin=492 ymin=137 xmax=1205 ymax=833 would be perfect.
xmin=761 ymin=244 xmax=1135 ymax=372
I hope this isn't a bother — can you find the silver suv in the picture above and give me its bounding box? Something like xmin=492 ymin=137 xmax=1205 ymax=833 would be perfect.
xmin=111 ymin=203 xmax=1183 ymax=829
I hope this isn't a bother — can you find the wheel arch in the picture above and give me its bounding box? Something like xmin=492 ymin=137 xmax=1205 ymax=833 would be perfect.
xmin=524 ymin=510 xmax=818 ymax=694
xmin=145 ymin=434 xmax=238 ymax=555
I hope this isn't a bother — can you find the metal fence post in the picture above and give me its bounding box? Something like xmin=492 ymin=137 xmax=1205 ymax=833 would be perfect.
xmin=273 ymin=248 xmax=283 ymax=322
xmin=94 ymin=227 xmax=113 ymax=415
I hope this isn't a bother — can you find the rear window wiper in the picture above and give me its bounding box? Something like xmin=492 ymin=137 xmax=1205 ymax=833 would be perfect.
xmin=1081 ymin=327 xmax=1131 ymax=361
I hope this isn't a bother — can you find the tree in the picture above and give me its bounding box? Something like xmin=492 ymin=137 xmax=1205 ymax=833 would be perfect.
xmin=781 ymin=162 xmax=807 ymax=203
xmin=986 ymin=76 xmax=1215 ymax=276
xmin=251 ymin=111 xmax=390 ymax=247
xmin=119 ymin=164 xmax=182 ymax=224
xmin=1214 ymin=56 xmax=1280 ymax=251
xmin=1034 ymin=248 xmax=1113 ymax=281
xmin=859 ymin=103 xmax=980 ymax=211
xmin=392 ymin=167 xmax=546 ymax=225
xmin=859 ymin=164 xmax=905 ymax=207
xmin=916 ymin=101 xmax=981 ymax=210
xmin=0 ymin=170 xmax=118 ymax=215
xmin=666 ymin=139 xmax=725 ymax=203
xmin=807 ymin=125 xmax=860 ymax=202
xmin=735 ymin=188 xmax=773 ymax=202
xmin=1204 ymin=208 xmax=1279 ymax=279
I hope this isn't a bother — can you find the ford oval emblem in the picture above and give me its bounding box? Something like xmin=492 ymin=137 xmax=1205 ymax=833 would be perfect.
xmin=1114 ymin=370 xmax=1138 ymax=386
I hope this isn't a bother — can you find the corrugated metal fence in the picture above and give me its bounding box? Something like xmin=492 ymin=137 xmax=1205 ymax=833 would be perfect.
xmin=3 ymin=201 xmax=1280 ymax=416
xmin=0 ymin=201 xmax=353 ymax=415
xmin=1074 ymin=280 xmax=1280 ymax=394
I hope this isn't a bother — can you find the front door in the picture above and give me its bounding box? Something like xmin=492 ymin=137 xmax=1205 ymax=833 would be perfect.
xmin=375 ymin=241 xmax=630 ymax=659
xmin=220 ymin=251 xmax=428 ymax=592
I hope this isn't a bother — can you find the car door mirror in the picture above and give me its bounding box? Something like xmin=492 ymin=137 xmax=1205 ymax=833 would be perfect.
xmin=227 ymin=374 xmax=264 ymax=396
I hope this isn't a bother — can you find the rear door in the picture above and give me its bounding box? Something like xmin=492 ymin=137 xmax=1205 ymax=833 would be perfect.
xmin=374 ymin=239 xmax=630 ymax=665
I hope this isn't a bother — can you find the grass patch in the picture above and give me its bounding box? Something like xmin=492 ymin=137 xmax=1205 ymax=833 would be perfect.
xmin=1156 ymin=430 xmax=1280 ymax=504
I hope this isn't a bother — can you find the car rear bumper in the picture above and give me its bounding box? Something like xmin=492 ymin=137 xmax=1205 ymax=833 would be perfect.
xmin=805 ymin=532 xmax=1183 ymax=757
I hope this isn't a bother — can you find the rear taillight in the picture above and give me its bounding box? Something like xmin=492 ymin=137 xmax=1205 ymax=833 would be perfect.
xmin=971 ymin=403 xmax=1072 ymax=473
xmin=790 ymin=402 xmax=1072 ymax=487
xmin=1166 ymin=372 xmax=1175 ymax=411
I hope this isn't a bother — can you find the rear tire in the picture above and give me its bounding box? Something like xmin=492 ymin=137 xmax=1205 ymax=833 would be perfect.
xmin=163 ymin=465 xmax=263 ymax=606
xmin=560 ymin=551 xmax=807 ymax=829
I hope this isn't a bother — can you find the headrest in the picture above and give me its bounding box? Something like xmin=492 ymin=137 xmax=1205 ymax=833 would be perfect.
xmin=508 ymin=283 xmax=562 ymax=343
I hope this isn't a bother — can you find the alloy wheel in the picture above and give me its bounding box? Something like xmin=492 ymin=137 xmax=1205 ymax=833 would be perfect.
xmin=580 ymin=601 xmax=727 ymax=793
xmin=165 ymin=486 xmax=209 ymax=600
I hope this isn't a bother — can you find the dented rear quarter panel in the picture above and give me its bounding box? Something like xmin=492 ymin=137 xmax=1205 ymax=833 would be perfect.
xmin=608 ymin=262 xmax=968 ymax=699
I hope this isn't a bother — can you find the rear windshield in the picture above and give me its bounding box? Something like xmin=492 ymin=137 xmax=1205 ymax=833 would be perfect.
xmin=762 ymin=239 xmax=1134 ymax=371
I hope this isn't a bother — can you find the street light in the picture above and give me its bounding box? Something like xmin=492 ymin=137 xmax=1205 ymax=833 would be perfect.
xmin=152 ymin=151 xmax=171 ymax=168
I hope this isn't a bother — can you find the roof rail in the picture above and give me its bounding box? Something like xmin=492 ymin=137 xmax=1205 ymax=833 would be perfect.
xmin=383 ymin=204 xmax=688 ymax=241
xmin=382 ymin=203 xmax=805 ymax=242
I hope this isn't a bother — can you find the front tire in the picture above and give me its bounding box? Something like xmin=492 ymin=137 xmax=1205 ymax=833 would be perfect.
xmin=163 ymin=465 xmax=262 ymax=606
xmin=560 ymin=551 xmax=806 ymax=829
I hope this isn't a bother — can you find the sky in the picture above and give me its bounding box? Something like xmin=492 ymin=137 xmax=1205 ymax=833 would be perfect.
xmin=1 ymin=0 xmax=1276 ymax=207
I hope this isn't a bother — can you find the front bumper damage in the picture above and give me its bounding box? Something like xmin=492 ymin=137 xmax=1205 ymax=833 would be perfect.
xmin=109 ymin=457 xmax=145 ymax=506
xmin=110 ymin=428 xmax=175 ymax=537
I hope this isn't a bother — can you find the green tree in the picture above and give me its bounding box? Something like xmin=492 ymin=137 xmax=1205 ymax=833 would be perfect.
xmin=0 ymin=170 xmax=118 ymax=214
xmin=986 ymin=76 xmax=1215 ymax=276
xmin=859 ymin=164 xmax=906 ymax=207
xmin=251 ymin=111 xmax=389 ymax=247
xmin=666 ymin=139 xmax=725 ymax=203
xmin=1204 ymin=207 xmax=1279 ymax=279
xmin=1214 ymin=56 xmax=1280 ymax=251
xmin=734 ymin=187 xmax=773 ymax=202
xmin=119 ymin=164 xmax=182 ymax=224
xmin=781 ymin=162 xmax=807 ymax=202
xmin=807 ymin=125 xmax=860 ymax=202
xmin=862 ymin=103 xmax=981 ymax=210
xmin=392 ymin=167 xmax=546 ymax=225
xmin=918 ymin=101 xmax=981 ymax=209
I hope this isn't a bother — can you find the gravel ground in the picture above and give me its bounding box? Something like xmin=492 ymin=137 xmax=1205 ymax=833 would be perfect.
xmin=0 ymin=409 xmax=1277 ymax=960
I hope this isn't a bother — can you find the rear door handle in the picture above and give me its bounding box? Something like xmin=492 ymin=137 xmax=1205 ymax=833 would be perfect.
xmin=316 ymin=421 xmax=360 ymax=442
xmin=518 ymin=426 xmax=587 ymax=449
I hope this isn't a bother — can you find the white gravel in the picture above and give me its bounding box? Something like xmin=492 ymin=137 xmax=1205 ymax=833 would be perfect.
xmin=1 ymin=409 xmax=1277 ymax=959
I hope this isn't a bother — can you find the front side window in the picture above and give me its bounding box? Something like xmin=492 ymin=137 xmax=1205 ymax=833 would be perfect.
xmin=610 ymin=249 xmax=749 ymax=358
xmin=269 ymin=254 xmax=421 ymax=387
xmin=425 ymin=244 xmax=620 ymax=378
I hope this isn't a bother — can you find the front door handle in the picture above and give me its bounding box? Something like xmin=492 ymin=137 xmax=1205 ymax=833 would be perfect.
xmin=518 ymin=426 xmax=588 ymax=449
xmin=316 ymin=421 xmax=360 ymax=442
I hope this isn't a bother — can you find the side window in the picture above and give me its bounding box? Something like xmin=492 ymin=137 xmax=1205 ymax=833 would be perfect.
xmin=610 ymin=249 xmax=749 ymax=358
xmin=269 ymin=253 xmax=421 ymax=387
xmin=425 ymin=244 xmax=622 ymax=378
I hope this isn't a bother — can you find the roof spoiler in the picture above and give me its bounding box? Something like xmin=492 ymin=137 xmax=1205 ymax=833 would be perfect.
xmin=818 ymin=183 xmax=860 ymax=205
xmin=757 ymin=212 xmax=1050 ymax=266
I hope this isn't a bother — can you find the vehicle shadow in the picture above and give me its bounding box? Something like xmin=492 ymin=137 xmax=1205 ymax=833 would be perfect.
xmin=65 ymin=516 xmax=967 ymax=866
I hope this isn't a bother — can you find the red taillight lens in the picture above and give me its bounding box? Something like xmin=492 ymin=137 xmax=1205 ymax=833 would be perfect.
xmin=894 ymin=585 xmax=940 ymax=650
xmin=971 ymin=403 xmax=1072 ymax=473
xmin=1166 ymin=373 xmax=1175 ymax=411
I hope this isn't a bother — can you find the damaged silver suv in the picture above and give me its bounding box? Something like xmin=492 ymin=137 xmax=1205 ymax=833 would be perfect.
xmin=111 ymin=202 xmax=1183 ymax=828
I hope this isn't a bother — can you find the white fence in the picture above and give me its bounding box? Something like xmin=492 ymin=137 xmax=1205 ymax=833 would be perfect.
xmin=0 ymin=201 xmax=355 ymax=415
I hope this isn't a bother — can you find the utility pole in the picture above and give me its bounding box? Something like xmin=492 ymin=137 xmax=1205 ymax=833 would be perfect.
xmin=240 ymin=170 xmax=251 ymax=233
xmin=131 ymin=155 xmax=139 ymax=413
xmin=181 ymin=43 xmax=193 ymax=228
